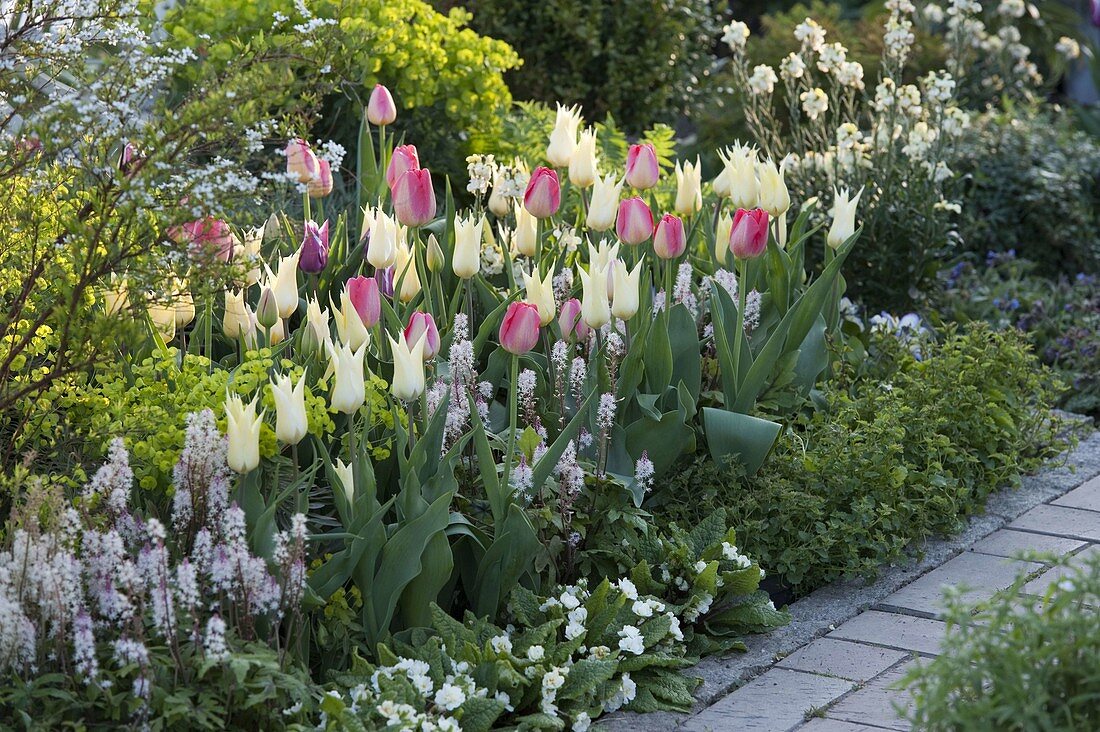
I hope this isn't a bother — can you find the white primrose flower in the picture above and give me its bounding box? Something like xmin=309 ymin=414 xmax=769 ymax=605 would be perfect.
xmin=526 ymin=645 xmax=546 ymax=662
xmin=434 ymin=683 xmax=466 ymax=711
xmin=617 ymin=625 xmax=646 ymax=655
xmin=490 ymin=634 xmax=513 ymax=654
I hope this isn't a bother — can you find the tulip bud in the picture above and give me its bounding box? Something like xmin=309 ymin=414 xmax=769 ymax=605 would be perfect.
xmin=393 ymin=242 xmax=421 ymax=303
xmin=426 ymin=234 xmax=445 ymax=273
xmin=523 ymin=166 xmax=561 ymax=219
xmin=389 ymin=332 xmax=427 ymax=401
xmin=335 ymin=459 xmax=355 ymax=503
xmin=653 ymin=214 xmax=686 ymax=259
xmin=514 ymin=203 xmax=538 ymax=257
xmin=559 ymin=298 xmax=590 ymax=342
xmin=299 ymin=220 xmax=330 ymax=274
xmin=674 ymin=158 xmax=703 ymax=216
xmin=569 ymin=128 xmax=599 ymax=188
xmin=176 ymin=217 xmax=236 ymax=264
xmin=499 ymin=301 xmax=542 ymax=355
xmin=332 ymin=291 xmax=371 ymax=351
xmin=729 ymin=208 xmax=769 ymax=260
xmin=715 ymin=212 xmax=733 ymax=266
xmin=757 ymin=158 xmax=791 ymax=217
xmin=587 ymin=173 xmax=623 ymax=232
xmin=172 ymin=279 xmax=195 ymax=327
xmin=367 ymin=83 xmax=397 ymax=126
xmin=366 ymin=208 xmax=399 ymax=270
xmin=148 ymin=300 xmax=176 ymax=341
xmin=326 ymin=338 xmax=367 ymax=415
xmin=262 ymin=249 xmax=301 ymax=319
xmin=727 ymin=144 xmax=760 ymax=210
xmin=240 ymin=304 xmax=259 ymax=349
xmin=393 ymin=168 xmax=436 ymax=227
xmin=616 ymin=197 xmax=654 ymax=245
xmin=236 ymin=222 xmax=265 ymax=287
xmin=270 ymin=372 xmax=308 ymax=445
xmin=488 ymin=170 xmax=511 ymax=217
xmin=256 ymin=285 xmax=280 ymax=329
xmin=579 ymin=262 xmax=612 ymax=330
xmin=225 ymin=393 xmax=263 ymax=474
xmin=453 ymin=213 xmax=483 ymax=279
xmin=268 ymin=317 xmax=286 ymax=345
xmin=284 ymin=138 xmax=320 ymax=184
xmin=102 ymin=276 xmax=129 ymax=316
xmin=307 ymin=159 xmax=333 ymax=198
xmin=827 ymin=186 xmax=863 ymax=249
xmin=404 ymin=311 xmax=440 ymax=360
xmin=306 ymin=295 xmax=332 ymax=350
xmin=386 ymin=145 xmax=420 ymax=190
xmin=523 ymin=266 xmax=556 ymax=326
xmin=223 ymin=289 xmax=250 ymax=339
xmin=546 ymin=103 xmax=582 ymax=168
xmin=625 ymin=143 xmax=660 ymax=190
xmin=347 ymin=276 xmax=381 ymax=328
xmin=611 ymin=260 xmax=643 ymax=321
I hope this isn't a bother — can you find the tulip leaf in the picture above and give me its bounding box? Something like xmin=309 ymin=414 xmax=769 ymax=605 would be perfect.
xmin=398 ymin=529 xmax=453 ymax=627
xmin=668 ymin=303 xmax=701 ymax=404
xmin=471 ymin=504 xmax=541 ymax=618
xmin=624 ymin=410 xmax=695 ymax=479
xmin=792 ymin=315 xmax=828 ymax=393
xmin=531 ymin=390 xmax=595 ymax=492
xmin=702 ymin=407 xmax=781 ymax=475
xmin=469 ymin=395 xmax=505 ymax=526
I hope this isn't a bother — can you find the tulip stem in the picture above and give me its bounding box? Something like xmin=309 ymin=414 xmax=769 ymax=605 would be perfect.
xmin=501 ymin=354 xmax=519 ymax=500
xmin=732 ymin=256 xmax=748 ymax=383
xmin=303 ymin=191 xmax=312 ymax=223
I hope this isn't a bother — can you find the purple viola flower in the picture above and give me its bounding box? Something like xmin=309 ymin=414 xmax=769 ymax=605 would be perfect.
xmin=298 ymin=220 xmax=329 ymax=274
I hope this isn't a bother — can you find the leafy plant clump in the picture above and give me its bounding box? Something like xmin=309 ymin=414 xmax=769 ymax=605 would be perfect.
xmin=904 ymin=551 xmax=1100 ymax=731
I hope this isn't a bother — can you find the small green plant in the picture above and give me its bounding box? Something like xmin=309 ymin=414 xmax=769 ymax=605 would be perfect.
xmin=904 ymin=551 xmax=1100 ymax=731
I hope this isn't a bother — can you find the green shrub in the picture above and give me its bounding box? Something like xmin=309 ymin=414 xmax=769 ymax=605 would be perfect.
xmin=156 ymin=0 xmax=520 ymax=180
xmin=952 ymin=108 xmax=1100 ymax=278
xmin=904 ymin=551 xmax=1100 ymax=731
xmin=653 ymin=324 xmax=1066 ymax=595
xmin=452 ymin=0 xmax=719 ymax=132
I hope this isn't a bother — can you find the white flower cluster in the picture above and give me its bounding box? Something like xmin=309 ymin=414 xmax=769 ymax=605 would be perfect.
xmin=466 ymin=153 xmax=496 ymax=195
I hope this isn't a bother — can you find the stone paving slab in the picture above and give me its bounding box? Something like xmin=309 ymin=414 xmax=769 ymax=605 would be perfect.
xmin=875 ymin=552 xmax=1043 ymax=618
xmin=798 ymin=720 xmax=894 ymax=732
xmin=820 ymin=662 xmax=919 ymax=731
xmin=1052 ymin=475 xmax=1100 ymax=512
xmin=827 ymin=611 xmax=947 ymax=657
xmin=1009 ymin=504 xmax=1100 ymax=541
xmin=678 ymin=668 xmax=854 ymax=732
xmin=969 ymin=528 xmax=1087 ymax=559
xmin=1022 ymin=544 xmax=1100 ymax=596
xmin=776 ymin=639 xmax=907 ymax=683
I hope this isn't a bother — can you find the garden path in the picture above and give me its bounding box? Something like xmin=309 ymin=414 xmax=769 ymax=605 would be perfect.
xmin=604 ymin=426 xmax=1100 ymax=732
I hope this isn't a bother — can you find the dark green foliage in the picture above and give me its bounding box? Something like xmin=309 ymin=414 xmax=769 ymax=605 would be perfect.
xmin=953 ymin=108 xmax=1100 ymax=278
xmin=904 ymin=552 xmax=1100 ymax=731
xmin=654 ymin=324 xmax=1066 ymax=596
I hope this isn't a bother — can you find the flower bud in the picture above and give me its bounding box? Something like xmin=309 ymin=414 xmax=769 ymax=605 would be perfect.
xmin=393 ymin=168 xmax=436 ymax=227
xmin=307 ymin=159 xmax=333 ymax=198
xmin=514 ymin=202 xmax=538 ymax=257
xmin=270 ymin=372 xmax=308 ymax=445
xmin=389 ymin=332 xmax=427 ymax=401
xmin=827 ymin=186 xmax=863 ymax=249
xmin=523 ymin=266 xmax=556 ymax=326
xmin=365 ymin=208 xmax=399 ymax=270
xmin=148 ymin=300 xmax=176 ymax=341
xmin=367 ymin=83 xmax=397 ymax=126
xmin=347 ymin=275 xmax=381 ymax=328
xmin=404 ymin=311 xmax=440 ymax=360
xmin=546 ymin=103 xmax=582 ymax=168
xmin=488 ymin=172 xmax=511 ymax=217
xmin=306 ymin=295 xmax=331 ymax=350
xmin=223 ymin=289 xmax=250 ymax=339
xmin=426 ymin=233 xmax=445 ymax=273
xmin=523 ymin=166 xmax=561 ymax=219
xmin=559 ymin=298 xmax=590 ymax=342
xmin=653 ymin=214 xmax=686 ymax=259
xmin=579 ymin=262 xmax=611 ymax=330
xmin=299 ymin=220 xmax=330 ymax=274
xmin=172 ymin=279 xmax=195 ymax=327
xmin=729 ymin=208 xmax=769 ymax=260
xmin=587 ymin=173 xmax=623 ymax=231
xmin=453 ymin=214 xmax=483 ymax=279
xmin=569 ymin=128 xmax=598 ymax=188
xmin=102 ymin=276 xmax=129 ymax=316
xmin=256 ymin=285 xmax=280 ymax=329
xmin=674 ymin=158 xmax=703 ymax=216
xmin=616 ymin=197 xmax=654 ymax=245
xmin=335 ymin=459 xmax=355 ymax=503
xmin=386 ymin=145 xmax=420 ymax=190
xmin=715 ymin=212 xmax=733 ymax=267
xmin=284 ymin=138 xmax=319 ymax=184
xmin=625 ymin=143 xmax=659 ymax=190
xmin=393 ymin=242 xmax=421 ymax=303
xmin=499 ymin=301 xmax=542 ymax=355
xmin=326 ymin=339 xmax=367 ymax=415
xmin=611 ymin=260 xmax=643 ymax=321
xmin=225 ymin=393 xmax=263 ymax=473
xmin=263 ymin=249 xmax=301 ymax=319
xmin=332 ymin=291 xmax=371 ymax=351
xmin=757 ymin=158 xmax=791 ymax=217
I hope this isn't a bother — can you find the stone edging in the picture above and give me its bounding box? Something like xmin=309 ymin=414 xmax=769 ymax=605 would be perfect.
xmin=600 ymin=421 xmax=1100 ymax=731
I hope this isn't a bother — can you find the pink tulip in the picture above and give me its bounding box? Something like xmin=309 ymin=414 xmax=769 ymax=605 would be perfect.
xmin=308 ymin=159 xmax=333 ymax=198
xmin=284 ymin=138 xmax=320 ymax=184
xmin=558 ymin=298 xmax=590 ymax=343
xmin=404 ymin=311 xmax=440 ymax=360
xmin=392 ymin=168 xmax=436 ymax=227
xmin=729 ymin=208 xmax=769 ymax=259
xmin=523 ymin=166 xmax=561 ymax=219
xmin=616 ymin=197 xmax=654 ymax=245
xmin=386 ymin=144 xmax=420 ymax=190
xmin=299 ymin=220 xmax=330 ymax=274
xmin=347 ymin=276 xmax=381 ymax=327
xmin=500 ymin=301 xmax=542 ymax=355
xmin=174 ymin=217 xmax=234 ymax=263
xmin=653 ymin=214 xmax=686 ymax=259
xmin=625 ymin=143 xmax=660 ymax=190
xmin=367 ymin=84 xmax=397 ymax=126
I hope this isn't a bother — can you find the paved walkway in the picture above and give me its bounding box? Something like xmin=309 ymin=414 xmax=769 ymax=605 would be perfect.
xmin=605 ymin=428 xmax=1100 ymax=732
